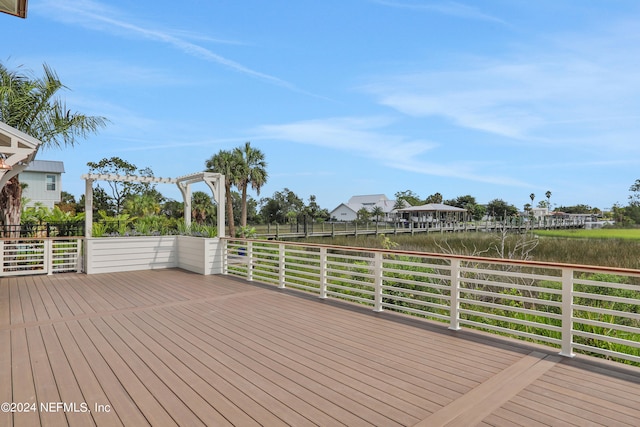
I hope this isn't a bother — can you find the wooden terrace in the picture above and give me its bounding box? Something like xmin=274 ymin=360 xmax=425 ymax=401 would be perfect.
xmin=2 ymin=269 xmax=640 ymax=426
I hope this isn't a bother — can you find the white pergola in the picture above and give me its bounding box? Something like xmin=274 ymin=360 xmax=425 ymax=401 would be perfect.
xmin=0 ymin=121 xmax=42 ymax=189
xmin=81 ymin=172 xmax=226 ymax=238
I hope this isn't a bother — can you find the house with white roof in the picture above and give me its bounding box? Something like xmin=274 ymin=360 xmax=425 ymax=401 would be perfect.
xmin=20 ymin=160 xmax=65 ymax=209
xmin=329 ymin=194 xmax=405 ymax=222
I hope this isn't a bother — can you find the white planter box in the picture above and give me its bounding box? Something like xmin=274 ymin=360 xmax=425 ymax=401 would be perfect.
xmin=85 ymin=236 xmax=222 ymax=275
xmin=176 ymin=235 xmax=222 ymax=275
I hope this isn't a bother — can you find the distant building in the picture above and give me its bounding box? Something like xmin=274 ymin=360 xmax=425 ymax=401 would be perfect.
xmin=530 ymin=207 xmax=549 ymax=219
xmin=20 ymin=160 xmax=65 ymax=209
xmin=397 ymin=203 xmax=468 ymax=228
xmin=330 ymin=194 xmax=405 ymax=222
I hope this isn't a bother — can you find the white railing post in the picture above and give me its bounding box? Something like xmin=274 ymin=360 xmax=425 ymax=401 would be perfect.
xmin=76 ymin=239 xmax=82 ymax=273
xmin=0 ymin=240 xmax=4 ymax=274
xmin=44 ymin=239 xmax=53 ymax=275
xmin=373 ymin=252 xmax=383 ymax=312
xmin=278 ymin=243 xmax=286 ymax=289
xmin=319 ymin=247 xmax=327 ymax=299
xmin=560 ymin=268 xmax=576 ymax=357
xmin=222 ymin=239 xmax=228 ymax=275
xmin=449 ymin=259 xmax=462 ymax=330
xmin=247 ymin=240 xmax=253 ymax=281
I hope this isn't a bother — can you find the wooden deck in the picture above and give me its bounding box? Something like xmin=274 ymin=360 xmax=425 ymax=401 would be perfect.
xmin=2 ymin=269 xmax=640 ymax=426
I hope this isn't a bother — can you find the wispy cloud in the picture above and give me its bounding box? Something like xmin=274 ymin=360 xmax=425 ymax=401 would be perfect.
xmin=38 ymin=0 xmax=304 ymax=92
xmin=361 ymin=19 xmax=640 ymax=150
xmin=255 ymin=116 xmax=528 ymax=186
xmin=371 ymin=0 xmax=506 ymax=24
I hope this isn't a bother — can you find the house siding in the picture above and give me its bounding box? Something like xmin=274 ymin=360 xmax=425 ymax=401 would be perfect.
xmin=20 ymin=171 xmax=62 ymax=209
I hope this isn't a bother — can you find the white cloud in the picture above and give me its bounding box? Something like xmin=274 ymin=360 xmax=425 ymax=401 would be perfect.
xmin=361 ymin=20 xmax=640 ymax=149
xmin=38 ymin=0 xmax=301 ymax=92
xmin=255 ymin=116 xmax=529 ymax=186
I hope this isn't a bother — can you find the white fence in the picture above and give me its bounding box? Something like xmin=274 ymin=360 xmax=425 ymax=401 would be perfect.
xmin=0 ymin=238 xmax=82 ymax=276
xmin=223 ymin=238 xmax=640 ymax=364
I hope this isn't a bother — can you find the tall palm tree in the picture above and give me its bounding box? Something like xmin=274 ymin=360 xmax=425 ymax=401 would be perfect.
xmin=233 ymin=142 xmax=267 ymax=227
xmin=206 ymin=149 xmax=241 ymax=237
xmin=0 ymin=63 xmax=107 ymax=235
xmin=545 ymin=190 xmax=552 ymax=211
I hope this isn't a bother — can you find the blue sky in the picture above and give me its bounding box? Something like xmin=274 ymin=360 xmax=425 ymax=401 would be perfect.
xmin=3 ymin=0 xmax=640 ymax=212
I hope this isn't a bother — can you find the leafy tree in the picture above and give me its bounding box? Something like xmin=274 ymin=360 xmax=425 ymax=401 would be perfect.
xmin=161 ymin=199 xmax=183 ymax=219
xmin=305 ymin=194 xmax=321 ymax=220
xmin=555 ymin=204 xmax=595 ymax=214
xmin=357 ymin=207 xmax=371 ymax=223
xmin=0 ymin=62 xmax=107 ymax=234
xmin=86 ymin=157 xmax=153 ymax=215
xmin=471 ymin=204 xmax=487 ymax=221
xmin=486 ymin=199 xmax=519 ymax=219
xmin=394 ymin=190 xmax=421 ymax=206
xmin=628 ymin=180 xmax=640 ymax=207
xmin=56 ymin=191 xmax=78 ymax=214
xmin=304 ymin=195 xmax=329 ymax=222
xmin=231 ymin=191 xmax=258 ymax=224
xmin=206 ymin=149 xmax=241 ymax=237
xmin=124 ymin=194 xmax=161 ymax=217
xmin=424 ymin=192 xmax=443 ymax=204
xmin=233 ymin=142 xmax=268 ymax=227
xmin=77 ymin=187 xmax=111 ymax=214
xmin=443 ymin=194 xmax=483 ymax=220
xmin=259 ymin=188 xmax=304 ymax=224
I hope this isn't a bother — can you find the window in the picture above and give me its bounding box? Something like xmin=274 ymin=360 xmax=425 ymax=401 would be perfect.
xmin=46 ymin=174 xmax=56 ymax=191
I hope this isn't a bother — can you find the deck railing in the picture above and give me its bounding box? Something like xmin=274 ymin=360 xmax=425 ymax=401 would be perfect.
xmin=222 ymin=237 xmax=640 ymax=364
xmin=0 ymin=238 xmax=82 ymax=276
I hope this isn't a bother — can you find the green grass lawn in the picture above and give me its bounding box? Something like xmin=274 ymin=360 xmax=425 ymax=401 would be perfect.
xmin=534 ymin=228 xmax=640 ymax=240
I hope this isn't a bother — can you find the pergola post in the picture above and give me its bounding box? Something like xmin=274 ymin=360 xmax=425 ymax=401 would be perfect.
xmin=84 ymin=178 xmax=94 ymax=237
xmin=202 ymin=173 xmax=225 ymax=238
xmin=177 ymin=181 xmax=192 ymax=228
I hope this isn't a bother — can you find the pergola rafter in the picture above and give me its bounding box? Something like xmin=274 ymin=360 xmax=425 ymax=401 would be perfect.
xmin=82 ymin=171 xmax=226 ymax=238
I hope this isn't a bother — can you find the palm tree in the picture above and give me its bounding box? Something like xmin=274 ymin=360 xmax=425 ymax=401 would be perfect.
xmin=191 ymin=191 xmax=214 ymax=225
xmin=206 ymin=149 xmax=241 ymax=237
xmin=0 ymin=63 xmax=107 ymax=235
xmin=545 ymin=190 xmax=552 ymax=211
xmin=371 ymin=206 xmax=385 ymax=222
xmin=233 ymin=142 xmax=267 ymax=227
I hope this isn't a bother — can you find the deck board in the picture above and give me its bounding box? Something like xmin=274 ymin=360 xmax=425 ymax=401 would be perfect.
xmin=2 ymin=269 xmax=640 ymax=426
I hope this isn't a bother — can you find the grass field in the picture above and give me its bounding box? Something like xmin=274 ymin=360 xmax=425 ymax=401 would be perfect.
xmin=300 ymin=230 xmax=640 ymax=270
xmin=534 ymin=228 xmax=640 ymax=240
